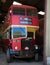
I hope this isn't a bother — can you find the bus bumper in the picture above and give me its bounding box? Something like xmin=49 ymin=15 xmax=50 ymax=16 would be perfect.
xmin=9 ymin=49 xmax=34 ymax=58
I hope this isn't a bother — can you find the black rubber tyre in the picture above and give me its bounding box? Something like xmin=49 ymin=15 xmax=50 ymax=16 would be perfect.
xmin=6 ymin=48 xmax=11 ymax=63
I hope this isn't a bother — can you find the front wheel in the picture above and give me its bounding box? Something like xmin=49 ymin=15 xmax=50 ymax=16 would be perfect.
xmin=6 ymin=48 xmax=11 ymax=63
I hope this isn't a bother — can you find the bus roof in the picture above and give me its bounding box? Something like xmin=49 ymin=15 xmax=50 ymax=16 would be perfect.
xmin=9 ymin=5 xmax=37 ymax=10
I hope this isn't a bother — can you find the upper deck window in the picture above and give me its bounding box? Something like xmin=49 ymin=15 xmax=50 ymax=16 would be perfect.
xmin=27 ymin=9 xmax=37 ymax=16
xmin=13 ymin=8 xmax=25 ymax=15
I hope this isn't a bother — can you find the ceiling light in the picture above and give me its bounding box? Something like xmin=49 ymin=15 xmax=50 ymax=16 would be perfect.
xmin=38 ymin=11 xmax=45 ymax=15
xmin=13 ymin=1 xmax=22 ymax=5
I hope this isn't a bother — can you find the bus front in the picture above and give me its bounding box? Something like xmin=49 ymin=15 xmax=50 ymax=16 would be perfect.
xmin=9 ymin=5 xmax=39 ymax=58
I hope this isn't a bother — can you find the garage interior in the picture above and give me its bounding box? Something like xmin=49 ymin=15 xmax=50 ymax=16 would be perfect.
xmin=0 ymin=0 xmax=45 ymax=64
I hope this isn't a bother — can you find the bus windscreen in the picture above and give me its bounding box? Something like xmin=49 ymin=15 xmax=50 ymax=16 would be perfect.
xmin=12 ymin=27 xmax=27 ymax=38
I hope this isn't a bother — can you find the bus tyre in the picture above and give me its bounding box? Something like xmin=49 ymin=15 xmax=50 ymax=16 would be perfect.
xmin=6 ymin=48 xmax=11 ymax=63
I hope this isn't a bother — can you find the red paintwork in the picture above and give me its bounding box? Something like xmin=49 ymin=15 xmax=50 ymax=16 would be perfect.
xmin=11 ymin=15 xmax=39 ymax=26
xmin=2 ymin=5 xmax=39 ymax=31
xmin=2 ymin=5 xmax=39 ymax=52
xmin=2 ymin=39 xmax=11 ymax=49
xmin=12 ymin=38 xmax=22 ymax=51
xmin=9 ymin=5 xmax=37 ymax=10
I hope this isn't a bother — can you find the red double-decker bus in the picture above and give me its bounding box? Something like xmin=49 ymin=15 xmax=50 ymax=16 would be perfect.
xmin=1 ymin=5 xmax=39 ymax=62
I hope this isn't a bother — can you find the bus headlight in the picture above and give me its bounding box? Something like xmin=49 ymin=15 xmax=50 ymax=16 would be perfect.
xmin=15 ymin=46 xmax=18 ymax=50
xmin=25 ymin=47 xmax=29 ymax=50
xmin=35 ymin=45 xmax=38 ymax=49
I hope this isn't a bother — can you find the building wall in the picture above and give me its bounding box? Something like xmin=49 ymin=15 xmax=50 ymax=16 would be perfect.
xmin=46 ymin=0 xmax=50 ymax=64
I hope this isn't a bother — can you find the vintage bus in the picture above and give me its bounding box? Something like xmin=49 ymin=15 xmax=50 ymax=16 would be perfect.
xmin=1 ymin=5 xmax=39 ymax=62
